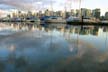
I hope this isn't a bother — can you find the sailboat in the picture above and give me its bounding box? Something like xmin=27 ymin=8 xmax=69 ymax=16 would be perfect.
xmin=44 ymin=0 xmax=66 ymax=24
xmin=45 ymin=16 xmax=66 ymax=23
xmin=66 ymin=0 xmax=82 ymax=24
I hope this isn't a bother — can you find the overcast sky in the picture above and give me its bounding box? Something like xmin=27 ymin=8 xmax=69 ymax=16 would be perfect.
xmin=0 ymin=0 xmax=108 ymax=15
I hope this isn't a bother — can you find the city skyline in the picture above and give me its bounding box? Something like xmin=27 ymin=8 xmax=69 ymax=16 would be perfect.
xmin=0 ymin=0 xmax=108 ymax=16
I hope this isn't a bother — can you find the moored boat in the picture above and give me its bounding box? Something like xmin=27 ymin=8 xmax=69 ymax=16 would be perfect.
xmin=45 ymin=16 xmax=66 ymax=24
xmin=25 ymin=17 xmax=40 ymax=24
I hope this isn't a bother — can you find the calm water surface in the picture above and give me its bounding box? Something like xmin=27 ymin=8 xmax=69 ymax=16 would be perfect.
xmin=0 ymin=22 xmax=108 ymax=72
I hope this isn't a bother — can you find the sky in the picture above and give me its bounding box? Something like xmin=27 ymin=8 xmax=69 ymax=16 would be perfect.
xmin=0 ymin=0 xmax=108 ymax=16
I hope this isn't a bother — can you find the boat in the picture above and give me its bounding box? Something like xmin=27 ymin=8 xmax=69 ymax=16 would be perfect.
xmin=25 ymin=17 xmax=40 ymax=24
xmin=40 ymin=16 xmax=51 ymax=21
xmin=40 ymin=16 xmax=51 ymax=23
xmin=11 ymin=18 xmax=22 ymax=22
xmin=44 ymin=16 xmax=66 ymax=24
xmin=66 ymin=16 xmax=80 ymax=22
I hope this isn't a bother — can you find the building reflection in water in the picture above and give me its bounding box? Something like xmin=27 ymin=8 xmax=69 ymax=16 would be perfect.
xmin=1 ymin=22 xmax=107 ymax=37
xmin=0 ymin=22 xmax=108 ymax=72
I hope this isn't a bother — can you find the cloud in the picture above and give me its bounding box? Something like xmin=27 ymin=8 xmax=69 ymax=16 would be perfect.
xmin=0 ymin=4 xmax=15 ymax=10
xmin=0 ymin=0 xmax=56 ymax=10
xmin=0 ymin=9 xmax=10 ymax=17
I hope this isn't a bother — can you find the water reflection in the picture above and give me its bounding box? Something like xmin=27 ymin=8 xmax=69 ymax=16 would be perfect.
xmin=0 ymin=22 xmax=108 ymax=72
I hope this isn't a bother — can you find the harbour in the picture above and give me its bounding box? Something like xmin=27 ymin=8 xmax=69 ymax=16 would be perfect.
xmin=0 ymin=0 xmax=108 ymax=72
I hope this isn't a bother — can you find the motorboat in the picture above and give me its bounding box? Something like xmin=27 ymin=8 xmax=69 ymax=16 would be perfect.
xmin=44 ymin=16 xmax=66 ymax=24
xmin=66 ymin=16 xmax=80 ymax=23
xmin=25 ymin=17 xmax=40 ymax=23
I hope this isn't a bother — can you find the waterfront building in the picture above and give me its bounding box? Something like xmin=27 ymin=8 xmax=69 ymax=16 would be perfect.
xmin=27 ymin=11 xmax=32 ymax=17
xmin=81 ymin=8 xmax=87 ymax=18
xmin=81 ymin=8 xmax=92 ymax=18
xmin=44 ymin=9 xmax=51 ymax=16
xmin=65 ymin=9 xmax=75 ymax=18
xmin=12 ymin=12 xmax=17 ymax=18
xmin=65 ymin=12 xmax=71 ymax=18
xmin=76 ymin=9 xmax=80 ymax=17
xmin=18 ymin=11 xmax=23 ymax=18
xmin=62 ymin=11 xmax=66 ymax=18
xmin=71 ymin=9 xmax=75 ymax=16
xmin=38 ymin=11 xmax=43 ymax=18
xmin=105 ymin=12 xmax=108 ymax=20
xmin=92 ymin=8 xmax=101 ymax=19
xmin=55 ymin=11 xmax=63 ymax=17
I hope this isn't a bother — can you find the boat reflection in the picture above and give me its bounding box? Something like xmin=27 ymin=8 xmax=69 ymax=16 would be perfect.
xmin=0 ymin=22 xmax=108 ymax=72
xmin=0 ymin=22 xmax=108 ymax=36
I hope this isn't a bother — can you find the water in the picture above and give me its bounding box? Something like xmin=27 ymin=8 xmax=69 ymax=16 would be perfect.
xmin=0 ymin=22 xmax=108 ymax=72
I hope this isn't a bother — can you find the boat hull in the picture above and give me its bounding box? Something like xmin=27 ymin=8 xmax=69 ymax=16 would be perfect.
xmin=67 ymin=21 xmax=108 ymax=25
xmin=45 ymin=20 xmax=66 ymax=24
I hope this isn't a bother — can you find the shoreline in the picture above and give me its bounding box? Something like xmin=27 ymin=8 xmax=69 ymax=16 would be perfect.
xmin=0 ymin=21 xmax=108 ymax=26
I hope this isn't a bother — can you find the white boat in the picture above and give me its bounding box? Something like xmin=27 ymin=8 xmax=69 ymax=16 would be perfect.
xmin=45 ymin=16 xmax=66 ymax=23
xmin=66 ymin=16 xmax=81 ymax=22
xmin=25 ymin=17 xmax=40 ymax=24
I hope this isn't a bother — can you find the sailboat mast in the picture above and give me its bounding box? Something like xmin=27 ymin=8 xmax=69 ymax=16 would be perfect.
xmin=79 ymin=0 xmax=81 ymax=10
xmin=64 ymin=2 xmax=67 ymax=18
xmin=50 ymin=0 xmax=53 ymax=16
xmin=69 ymin=0 xmax=72 ymax=13
xmin=79 ymin=0 xmax=83 ymax=22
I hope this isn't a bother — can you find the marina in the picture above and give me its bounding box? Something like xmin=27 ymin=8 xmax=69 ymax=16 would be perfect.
xmin=0 ymin=0 xmax=108 ymax=72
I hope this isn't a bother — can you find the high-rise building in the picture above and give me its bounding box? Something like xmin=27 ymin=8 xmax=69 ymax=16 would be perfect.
xmin=55 ymin=11 xmax=63 ymax=17
xmin=105 ymin=12 xmax=108 ymax=20
xmin=44 ymin=9 xmax=50 ymax=16
xmin=81 ymin=8 xmax=87 ymax=18
xmin=76 ymin=9 xmax=80 ymax=17
xmin=86 ymin=9 xmax=92 ymax=17
xmin=18 ymin=11 xmax=22 ymax=18
xmin=62 ymin=11 xmax=66 ymax=18
xmin=81 ymin=8 xmax=92 ymax=18
xmin=71 ymin=9 xmax=75 ymax=16
xmin=38 ymin=11 xmax=43 ymax=17
xmin=92 ymin=9 xmax=101 ymax=19
xmin=65 ymin=12 xmax=71 ymax=18
xmin=12 ymin=12 xmax=17 ymax=18
xmin=27 ymin=11 xmax=32 ymax=17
